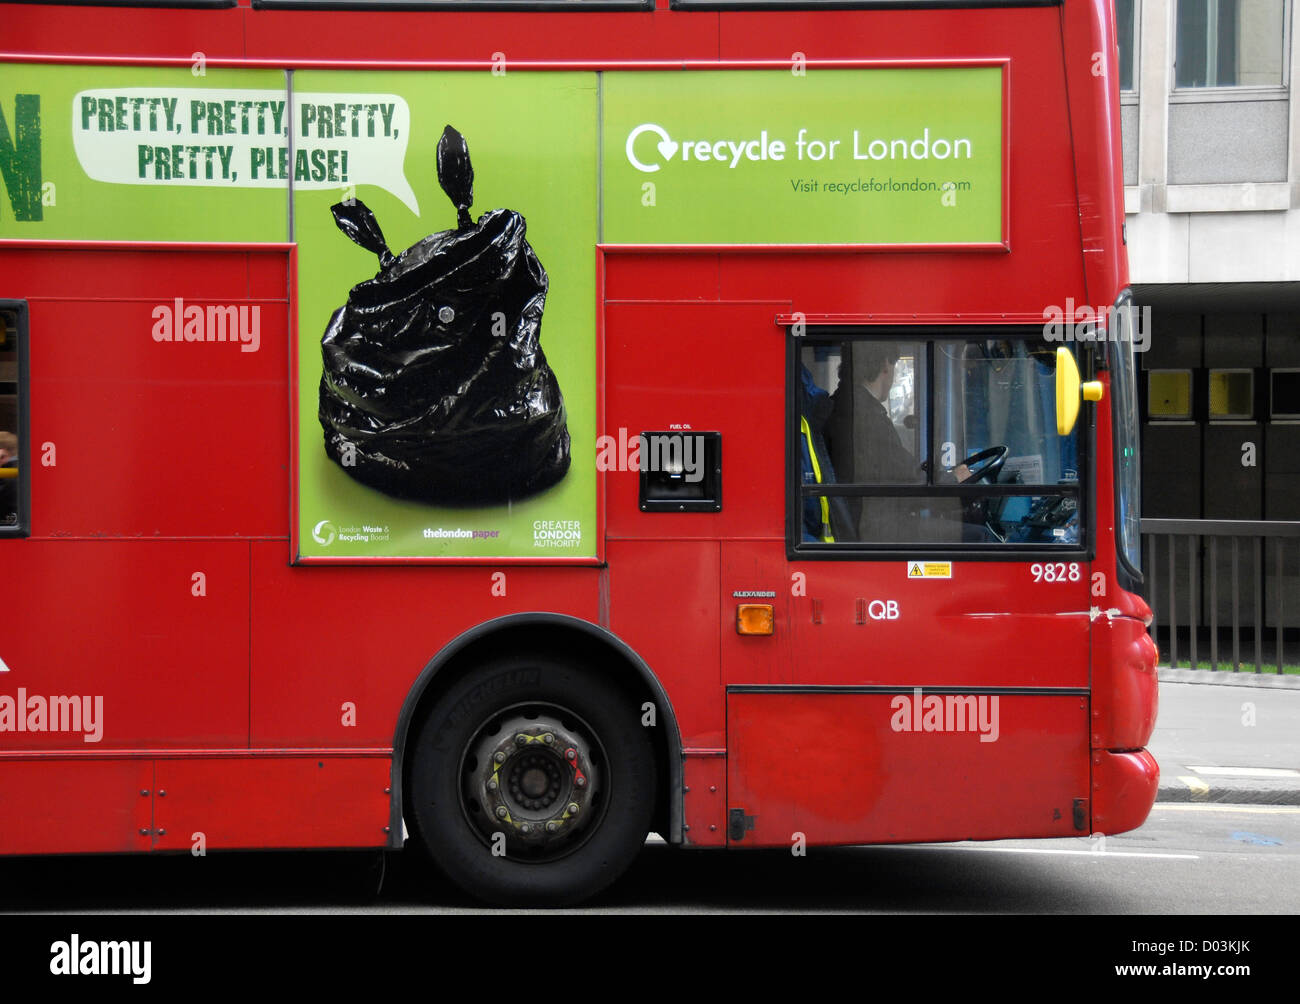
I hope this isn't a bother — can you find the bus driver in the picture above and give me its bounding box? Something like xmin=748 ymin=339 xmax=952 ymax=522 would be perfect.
xmin=829 ymin=342 xmax=968 ymax=542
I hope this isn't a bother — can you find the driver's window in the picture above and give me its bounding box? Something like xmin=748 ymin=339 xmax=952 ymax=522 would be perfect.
xmin=947 ymin=340 xmax=1079 ymax=489
xmin=793 ymin=331 xmax=1083 ymax=551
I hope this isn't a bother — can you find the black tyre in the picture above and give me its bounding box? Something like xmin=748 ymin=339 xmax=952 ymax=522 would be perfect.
xmin=407 ymin=655 xmax=656 ymax=906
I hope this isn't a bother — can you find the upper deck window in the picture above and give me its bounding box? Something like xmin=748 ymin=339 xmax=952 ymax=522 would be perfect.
xmin=9 ymin=0 xmax=656 ymax=6
xmin=10 ymin=0 xmax=235 ymax=6
xmin=672 ymin=0 xmax=1059 ymax=9
xmin=252 ymin=0 xmax=652 ymax=8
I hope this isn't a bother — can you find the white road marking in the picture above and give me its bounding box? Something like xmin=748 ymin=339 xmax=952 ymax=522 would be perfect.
xmin=1187 ymin=765 xmax=1300 ymax=778
xmin=1154 ymin=804 xmax=1300 ymax=814
xmin=873 ymin=844 xmax=1198 ymax=860
xmin=1180 ymin=776 xmax=1211 ymax=798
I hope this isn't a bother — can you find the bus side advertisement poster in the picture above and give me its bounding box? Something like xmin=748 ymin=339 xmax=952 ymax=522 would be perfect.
xmin=0 ymin=63 xmax=1004 ymax=560
xmin=602 ymin=67 xmax=1004 ymax=246
xmin=290 ymin=70 xmax=600 ymax=562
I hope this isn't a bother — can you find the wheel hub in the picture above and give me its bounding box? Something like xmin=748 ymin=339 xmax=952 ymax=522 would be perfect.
xmin=509 ymin=754 xmax=561 ymax=810
xmin=464 ymin=711 xmax=600 ymax=853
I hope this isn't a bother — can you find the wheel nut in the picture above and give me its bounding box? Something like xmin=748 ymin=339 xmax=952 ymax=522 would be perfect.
xmin=487 ymin=779 xmax=498 ymax=791
xmin=516 ymin=734 xmax=528 ymax=745
xmin=494 ymin=752 xmax=506 ymax=764
xmin=520 ymin=823 xmax=531 ymax=834
xmin=543 ymin=733 xmax=555 ymax=744
xmin=575 ymin=776 xmax=586 ymax=788
xmin=546 ymin=821 xmax=560 ymax=833
xmin=566 ymin=749 xmax=577 ymax=761
xmin=495 ymin=806 xmax=508 ymax=819
xmin=568 ymin=802 xmax=580 ymax=815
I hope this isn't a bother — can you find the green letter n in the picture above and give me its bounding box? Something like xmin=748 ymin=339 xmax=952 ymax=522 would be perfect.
xmin=0 ymin=94 xmax=42 ymax=221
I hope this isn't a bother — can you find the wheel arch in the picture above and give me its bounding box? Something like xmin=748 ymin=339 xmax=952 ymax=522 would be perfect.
xmin=390 ymin=613 xmax=683 ymax=848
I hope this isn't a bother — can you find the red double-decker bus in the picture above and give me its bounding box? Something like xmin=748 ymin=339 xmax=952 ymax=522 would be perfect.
xmin=0 ymin=0 xmax=1157 ymax=906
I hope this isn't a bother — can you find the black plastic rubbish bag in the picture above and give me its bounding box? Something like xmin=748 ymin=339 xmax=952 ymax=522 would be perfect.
xmin=319 ymin=125 xmax=570 ymax=504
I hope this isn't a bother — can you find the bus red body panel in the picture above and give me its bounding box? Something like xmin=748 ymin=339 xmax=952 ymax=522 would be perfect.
xmin=0 ymin=760 xmax=154 ymax=855
xmin=726 ymin=691 xmax=1090 ymax=847
xmin=1091 ymin=613 xmax=1160 ymax=754
xmin=1087 ymin=349 xmax=1159 ymax=834
xmin=151 ymin=757 xmax=392 ymax=851
xmin=1091 ymin=750 xmax=1161 ymax=838
xmin=1060 ymin=0 xmax=1131 ymax=301
xmin=0 ymin=755 xmax=391 ymax=854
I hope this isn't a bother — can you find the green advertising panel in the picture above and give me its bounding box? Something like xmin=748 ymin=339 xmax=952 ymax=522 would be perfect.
xmin=601 ymin=68 xmax=1003 ymax=245
xmin=2 ymin=62 xmax=1003 ymax=561
xmin=292 ymin=71 xmax=598 ymax=560
xmin=0 ymin=64 xmax=287 ymax=241
xmin=1 ymin=64 xmax=598 ymax=560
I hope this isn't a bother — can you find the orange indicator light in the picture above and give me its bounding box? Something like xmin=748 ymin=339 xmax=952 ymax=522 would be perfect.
xmin=736 ymin=604 xmax=774 ymax=635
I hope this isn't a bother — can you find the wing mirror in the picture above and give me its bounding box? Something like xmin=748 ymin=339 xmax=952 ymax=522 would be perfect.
xmin=1055 ymin=347 xmax=1104 ymax=435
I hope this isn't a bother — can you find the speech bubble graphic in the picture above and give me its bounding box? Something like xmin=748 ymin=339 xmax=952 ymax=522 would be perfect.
xmin=72 ymin=87 xmax=419 ymax=214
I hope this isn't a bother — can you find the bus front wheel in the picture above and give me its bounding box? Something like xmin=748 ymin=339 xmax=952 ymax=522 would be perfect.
xmin=407 ymin=656 xmax=656 ymax=906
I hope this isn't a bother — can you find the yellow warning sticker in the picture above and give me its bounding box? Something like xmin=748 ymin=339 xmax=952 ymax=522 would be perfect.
xmin=907 ymin=561 xmax=952 ymax=579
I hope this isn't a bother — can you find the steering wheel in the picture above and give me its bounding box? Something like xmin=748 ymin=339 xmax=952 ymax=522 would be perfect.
xmin=959 ymin=445 xmax=1009 ymax=484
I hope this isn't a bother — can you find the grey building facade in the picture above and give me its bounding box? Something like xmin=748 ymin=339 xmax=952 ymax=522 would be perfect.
xmin=1120 ymin=0 xmax=1300 ymax=659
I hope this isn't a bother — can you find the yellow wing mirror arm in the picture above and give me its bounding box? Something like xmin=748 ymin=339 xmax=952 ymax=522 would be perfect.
xmin=1055 ymin=346 xmax=1105 ymax=436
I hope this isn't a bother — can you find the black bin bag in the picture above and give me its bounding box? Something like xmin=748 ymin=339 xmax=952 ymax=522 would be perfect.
xmin=319 ymin=125 xmax=570 ymax=504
